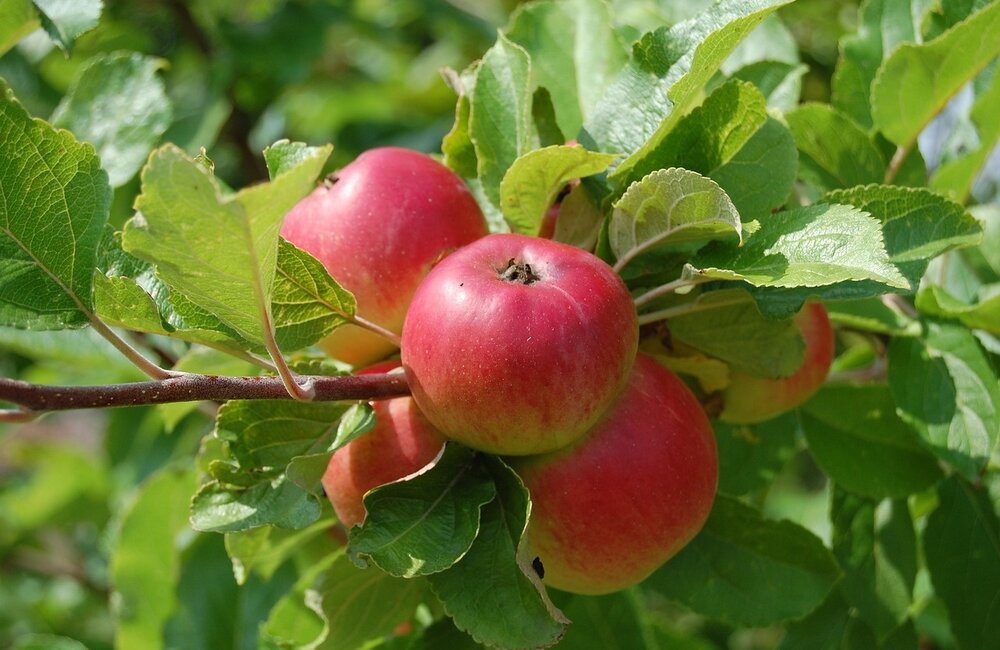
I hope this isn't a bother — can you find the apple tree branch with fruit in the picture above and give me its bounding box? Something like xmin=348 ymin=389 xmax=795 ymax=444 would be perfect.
xmin=1 ymin=0 xmax=999 ymax=648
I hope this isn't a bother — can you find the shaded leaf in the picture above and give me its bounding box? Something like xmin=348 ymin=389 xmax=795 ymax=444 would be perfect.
xmin=786 ymin=103 xmax=886 ymax=192
xmin=32 ymin=0 xmax=100 ymax=53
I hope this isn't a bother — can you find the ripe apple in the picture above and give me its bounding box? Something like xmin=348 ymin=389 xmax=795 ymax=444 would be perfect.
xmin=512 ymin=353 xmax=718 ymax=595
xmin=719 ymin=302 xmax=835 ymax=424
xmin=401 ymin=233 xmax=638 ymax=456
xmin=281 ymin=147 xmax=488 ymax=367
xmin=322 ymin=360 xmax=446 ymax=527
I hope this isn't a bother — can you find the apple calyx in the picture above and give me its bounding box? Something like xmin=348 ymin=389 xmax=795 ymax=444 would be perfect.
xmin=498 ymin=258 xmax=540 ymax=285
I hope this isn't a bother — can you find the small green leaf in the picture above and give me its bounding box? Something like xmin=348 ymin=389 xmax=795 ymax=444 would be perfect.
xmin=610 ymin=168 xmax=742 ymax=271
xmin=728 ymin=60 xmax=807 ymax=111
xmin=500 ymin=145 xmax=617 ymax=235
xmin=32 ymin=0 xmax=100 ymax=53
xmin=925 ymin=476 xmax=1000 ymax=650
xmin=348 ymin=445 xmax=496 ymax=578
xmin=469 ymin=33 xmax=539 ymax=210
xmin=715 ymin=411 xmax=799 ymax=497
xmin=917 ymin=283 xmax=1000 ymax=334
xmin=190 ymin=475 xmax=321 ymax=533
xmin=871 ymin=0 xmax=1000 ymax=147
xmin=111 ymin=466 xmax=198 ymax=650
xmin=506 ymin=0 xmax=628 ymax=138
xmin=224 ymin=514 xmax=333 ymax=585
xmin=0 ymin=0 xmax=39 ymax=57
xmin=802 ymin=385 xmax=943 ymax=499
xmin=429 ymin=457 xmax=568 ymax=649
xmin=272 ymin=238 xmax=357 ymax=353
xmin=599 ymin=0 xmax=794 ymax=185
xmin=831 ymin=491 xmax=916 ymax=641
xmin=889 ymin=320 xmax=1000 ymax=480
xmin=51 ymin=52 xmax=173 ymax=187
xmin=786 ymin=103 xmax=886 ymax=192
xmin=0 ymin=82 xmax=111 ymax=329
xmin=124 ymin=142 xmax=331 ymax=346
xmin=689 ymin=203 xmax=909 ymax=290
xmin=668 ymin=288 xmax=805 ymax=378
xmin=552 ymin=183 xmax=605 ymax=250
xmin=831 ymin=0 xmax=928 ymax=129
xmin=826 ymin=298 xmax=920 ymax=336
xmin=285 ymin=402 xmax=376 ymax=494
xmin=645 ymin=495 xmax=841 ymax=626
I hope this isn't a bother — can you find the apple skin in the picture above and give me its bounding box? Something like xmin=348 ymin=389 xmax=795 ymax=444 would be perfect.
xmin=281 ymin=147 xmax=488 ymax=367
xmin=511 ymin=353 xmax=718 ymax=595
xmin=719 ymin=302 xmax=835 ymax=424
xmin=321 ymin=360 xmax=446 ymax=528
xmin=401 ymin=233 xmax=638 ymax=456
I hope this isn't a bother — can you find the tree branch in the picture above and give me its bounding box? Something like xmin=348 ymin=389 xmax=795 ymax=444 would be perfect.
xmin=0 ymin=372 xmax=410 ymax=414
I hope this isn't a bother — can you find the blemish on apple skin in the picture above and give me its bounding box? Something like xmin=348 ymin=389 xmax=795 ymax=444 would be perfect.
xmin=532 ymin=556 xmax=545 ymax=579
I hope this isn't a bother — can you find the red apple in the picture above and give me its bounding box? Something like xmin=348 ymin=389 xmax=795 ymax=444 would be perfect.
xmin=281 ymin=147 xmax=488 ymax=367
xmin=401 ymin=233 xmax=638 ymax=456
xmin=719 ymin=302 xmax=834 ymax=424
xmin=512 ymin=353 xmax=718 ymax=595
xmin=322 ymin=360 xmax=446 ymax=527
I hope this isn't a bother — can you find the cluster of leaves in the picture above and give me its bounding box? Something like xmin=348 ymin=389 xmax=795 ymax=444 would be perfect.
xmin=1 ymin=0 xmax=1000 ymax=649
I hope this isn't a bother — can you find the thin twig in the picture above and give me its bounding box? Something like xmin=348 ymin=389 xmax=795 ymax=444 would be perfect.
xmin=884 ymin=142 xmax=913 ymax=185
xmin=637 ymin=293 xmax=754 ymax=325
xmin=0 ymin=372 xmax=410 ymax=413
xmin=632 ymin=277 xmax=707 ymax=309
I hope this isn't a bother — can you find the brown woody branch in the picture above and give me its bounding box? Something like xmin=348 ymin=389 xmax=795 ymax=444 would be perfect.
xmin=0 ymin=372 xmax=410 ymax=417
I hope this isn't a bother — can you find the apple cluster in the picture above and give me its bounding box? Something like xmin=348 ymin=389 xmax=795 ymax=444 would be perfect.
xmin=283 ymin=147 xmax=833 ymax=596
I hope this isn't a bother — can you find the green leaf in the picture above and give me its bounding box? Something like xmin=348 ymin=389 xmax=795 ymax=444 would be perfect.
xmin=610 ymin=168 xmax=741 ymax=272
xmin=889 ymin=320 xmax=1000 ymax=481
xmin=930 ymin=64 xmax=1000 ymax=202
xmin=826 ymin=298 xmax=921 ymax=336
xmin=506 ymin=0 xmax=628 ymax=139
xmin=801 ymin=385 xmax=943 ymax=499
xmin=111 ymin=466 xmax=198 ymax=650
xmin=728 ymin=60 xmax=807 ymax=111
xmin=263 ymin=552 xmax=336 ymax=648
xmin=0 ymin=0 xmax=39 ymax=57
xmin=786 ymin=103 xmax=886 ymax=192
xmin=831 ymin=491 xmax=916 ymax=640
xmin=32 ymin=0 xmax=100 ymax=53
xmin=0 ymin=82 xmax=111 ymax=329
xmin=225 ymin=515 xmax=333 ymax=585
xmin=272 ymin=238 xmax=356 ymax=353
xmin=668 ymin=288 xmax=805 ymax=378
xmin=429 ymin=458 xmax=568 ymax=649
xmin=688 ymin=204 xmax=909 ymax=290
xmin=469 ymin=33 xmax=539 ymax=209
xmin=123 ymin=142 xmax=331 ymax=346
xmin=917 ymin=284 xmax=1000 ymax=334
xmin=715 ymin=411 xmax=799 ymax=497
xmin=924 ymin=476 xmax=1000 ymax=650
xmin=598 ymin=0 xmax=794 ymax=185
xmin=614 ymin=80 xmax=796 ymax=220
xmin=285 ymin=402 xmax=375 ymax=494
xmin=832 ymin=0 xmax=928 ymax=129
xmin=499 ymin=145 xmax=617 ymax=235
xmin=779 ymin=592 xmax=851 ymax=649
xmin=11 ymin=635 xmax=90 ymax=650
xmin=645 ymin=495 xmax=840 ymax=626
xmin=871 ymin=0 xmax=1000 ymax=147
xmin=51 ymin=52 xmax=173 ymax=187
xmin=189 ymin=474 xmax=321 ymax=533
xmin=552 ymin=183 xmax=605 ymax=250
xmin=554 ymin=591 xmax=653 ymax=650
xmin=348 ymin=445 xmax=496 ymax=578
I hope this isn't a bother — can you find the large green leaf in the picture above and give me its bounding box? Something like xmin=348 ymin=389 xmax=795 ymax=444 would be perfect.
xmin=189 ymin=475 xmax=321 ymax=534
xmin=123 ymin=141 xmax=330 ymax=346
xmin=499 ymin=145 xmax=617 ymax=235
xmin=469 ymin=33 xmax=539 ymax=210
xmin=831 ymin=0 xmax=929 ymax=129
xmin=889 ymin=320 xmax=1000 ymax=481
xmin=786 ymin=103 xmax=886 ymax=192
xmin=593 ymin=0 xmax=793 ymax=185
xmin=646 ymin=496 xmax=840 ymax=626
xmin=111 ymin=466 xmax=198 ymax=650
xmin=0 ymin=0 xmax=38 ymax=57
xmin=801 ymin=385 xmax=943 ymax=499
xmin=506 ymin=0 xmax=628 ymax=138
xmin=925 ymin=476 xmax=1000 ymax=650
xmin=615 ymin=80 xmax=795 ymax=219
xmin=348 ymin=445 xmax=496 ymax=578
xmin=688 ymin=204 xmax=909 ymax=289
xmin=428 ymin=458 xmax=568 ymax=649
xmin=610 ymin=168 xmax=741 ymax=272
xmin=0 ymin=82 xmax=111 ymax=330
xmin=871 ymin=0 xmax=1000 ymax=147
xmin=51 ymin=52 xmax=172 ymax=187
xmin=714 ymin=411 xmax=799 ymax=497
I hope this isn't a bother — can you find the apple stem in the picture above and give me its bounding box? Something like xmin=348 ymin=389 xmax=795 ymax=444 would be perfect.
xmin=637 ymin=292 xmax=754 ymax=325
xmin=632 ymin=277 xmax=708 ymax=309
xmin=351 ymin=315 xmax=403 ymax=347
